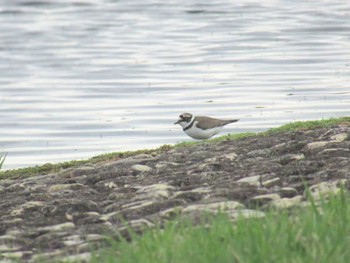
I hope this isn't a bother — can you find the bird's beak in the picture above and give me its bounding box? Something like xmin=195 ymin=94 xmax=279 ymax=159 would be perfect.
xmin=174 ymin=120 xmax=180 ymax=125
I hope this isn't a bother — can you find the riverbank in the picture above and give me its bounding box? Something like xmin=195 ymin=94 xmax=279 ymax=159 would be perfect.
xmin=0 ymin=117 xmax=349 ymax=262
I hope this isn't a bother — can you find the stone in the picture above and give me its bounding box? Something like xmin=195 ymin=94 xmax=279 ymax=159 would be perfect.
xmin=183 ymin=201 xmax=245 ymax=214
xmin=48 ymin=183 xmax=84 ymax=193
xmin=278 ymin=154 xmax=305 ymax=165
xmin=330 ymin=133 xmax=348 ymax=142
xmin=1 ymin=251 xmax=32 ymax=259
xmin=305 ymin=141 xmax=330 ymax=150
xmin=155 ymin=162 xmax=180 ymax=173
xmin=99 ymin=212 xmax=119 ymax=222
xmin=221 ymin=152 xmax=238 ymax=161
xmin=132 ymin=154 xmax=155 ymax=160
xmin=86 ymin=234 xmax=109 ymax=242
xmin=62 ymin=235 xmax=84 ymax=246
xmin=230 ymin=209 xmax=266 ymax=220
xmin=119 ymin=219 xmax=155 ymax=232
xmin=10 ymin=201 xmax=45 ymax=216
xmin=159 ymin=206 xmax=184 ymax=218
xmin=246 ymin=148 xmax=272 ymax=157
xmin=0 ymin=244 xmax=21 ymax=253
xmin=121 ymin=200 xmax=155 ymax=211
xmin=131 ymin=164 xmax=152 ymax=173
xmin=317 ymin=148 xmax=350 ymax=157
xmin=174 ymin=187 xmax=212 ymax=197
xmin=262 ymin=178 xmax=281 ymax=188
xmin=236 ymin=175 xmax=268 ymax=187
xmin=278 ymin=187 xmax=298 ymax=198
xmin=307 ymin=180 xmax=347 ymax=200
xmin=60 ymin=252 xmax=91 ymax=263
xmin=135 ymin=183 xmax=175 ymax=199
xmin=270 ymin=196 xmax=303 ymax=209
xmin=104 ymin=181 xmax=118 ymax=189
xmin=250 ymin=194 xmax=281 ymax=206
xmin=37 ymin=222 xmax=75 ymax=233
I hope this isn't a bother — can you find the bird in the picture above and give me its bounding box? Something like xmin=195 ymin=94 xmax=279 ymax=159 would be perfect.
xmin=174 ymin=112 xmax=239 ymax=140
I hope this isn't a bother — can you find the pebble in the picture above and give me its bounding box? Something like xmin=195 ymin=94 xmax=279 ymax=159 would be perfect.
xmin=270 ymin=196 xmax=303 ymax=209
xmin=250 ymin=194 xmax=281 ymax=206
xmin=131 ymin=164 xmax=152 ymax=173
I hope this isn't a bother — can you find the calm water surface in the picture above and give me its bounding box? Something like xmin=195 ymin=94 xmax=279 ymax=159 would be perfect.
xmin=1 ymin=0 xmax=349 ymax=169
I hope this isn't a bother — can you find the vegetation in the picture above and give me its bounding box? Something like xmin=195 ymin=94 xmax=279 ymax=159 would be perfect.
xmin=1 ymin=116 xmax=349 ymax=179
xmin=93 ymin=192 xmax=350 ymax=263
xmin=0 ymin=153 xmax=6 ymax=170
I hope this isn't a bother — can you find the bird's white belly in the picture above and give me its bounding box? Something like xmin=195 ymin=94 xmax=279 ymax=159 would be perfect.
xmin=185 ymin=125 xmax=222 ymax=140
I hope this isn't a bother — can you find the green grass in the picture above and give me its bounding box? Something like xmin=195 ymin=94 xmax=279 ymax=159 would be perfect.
xmin=93 ymin=192 xmax=350 ymax=263
xmin=1 ymin=116 xmax=349 ymax=179
xmin=0 ymin=153 xmax=6 ymax=170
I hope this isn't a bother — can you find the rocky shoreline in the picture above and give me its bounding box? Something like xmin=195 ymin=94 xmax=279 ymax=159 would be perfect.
xmin=0 ymin=124 xmax=349 ymax=262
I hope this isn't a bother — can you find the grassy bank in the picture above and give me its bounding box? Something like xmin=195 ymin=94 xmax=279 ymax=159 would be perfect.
xmin=1 ymin=116 xmax=349 ymax=179
xmin=93 ymin=192 xmax=350 ymax=263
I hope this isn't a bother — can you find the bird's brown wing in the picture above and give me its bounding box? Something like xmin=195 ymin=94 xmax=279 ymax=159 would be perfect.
xmin=195 ymin=116 xmax=239 ymax=130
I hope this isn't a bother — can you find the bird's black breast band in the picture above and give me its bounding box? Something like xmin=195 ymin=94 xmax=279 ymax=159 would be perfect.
xmin=183 ymin=119 xmax=195 ymax=131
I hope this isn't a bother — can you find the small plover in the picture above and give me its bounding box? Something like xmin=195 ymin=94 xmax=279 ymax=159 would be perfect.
xmin=174 ymin=112 xmax=239 ymax=140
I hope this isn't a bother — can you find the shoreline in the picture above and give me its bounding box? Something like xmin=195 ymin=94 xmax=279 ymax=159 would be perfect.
xmin=1 ymin=116 xmax=349 ymax=180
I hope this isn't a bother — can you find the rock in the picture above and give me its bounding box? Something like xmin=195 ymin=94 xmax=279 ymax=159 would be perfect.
xmin=37 ymin=222 xmax=75 ymax=233
xmin=236 ymin=175 xmax=261 ymax=186
xmin=1 ymin=251 xmax=32 ymax=259
xmin=231 ymin=209 xmax=266 ymax=220
xmin=174 ymin=187 xmax=212 ymax=199
xmin=183 ymin=201 xmax=245 ymax=214
xmin=316 ymin=148 xmax=350 ymax=157
xmin=330 ymin=133 xmax=348 ymax=142
xmin=68 ymin=166 xmax=97 ymax=178
xmin=262 ymin=178 xmax=281 ymax=188
xmin=60 ymin=252 xmax=91 ymax=263
xmin=10 ymin=201 xmax=45 ymax=216
xmin=155 ymin=162 xmax=180 ymax=173
xmin=62 ymin=235 xmax=84 ymax=246
xmin=118 ymin=219 xmax=155 ymax=233
xmin=132 ymin=154 xmax=155 ymax=160
xmin=159 ymin=206 xmax=184 ymax=219
xmin=236 ymin=174 xmax=269 ymax=187
xmin=104 ymin=181 xmax=118 ymax=189
xmin=131 ymin=164 xmax=152 ymax=173
xmin=121 ymin=200 xmax=156 ymax=212
xmin=305 ymin=141 xmax=330 ymax=150
xmin=246 ymin=149 xmax=272 ymax=158
xmin=278 ymin=187 xmax=298 ymax=198
xmin=250 ymin=194 xmax=281 ymax=206
xmin=221 ymin=152 xmax=238 ymax=161
xmin=0 ymin=243 xmax=22 ymax=253
xmin=307 ymin=180 xmax=347 ymax=200
xmin=99 ymin=211 xmax=119 ymax=222
xmin=270 ymin=196 xmax=303 ymax=209
xmin=135 ymin=183 xmax=175 ymax=199
xmin=48 ymin=183 xmax=85 ymax=193
xmin=85 ymin=234 xmax=109 ymax=242
xmin=278 ymin=154 xmax=305 ymax=165
xmin=23 ymin=184 xmax=47 ymax=194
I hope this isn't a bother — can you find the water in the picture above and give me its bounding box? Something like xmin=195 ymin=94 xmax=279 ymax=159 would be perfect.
xmin=0 ymin=0 xmax=349 ymax=170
